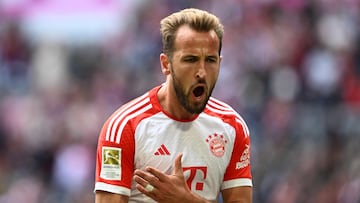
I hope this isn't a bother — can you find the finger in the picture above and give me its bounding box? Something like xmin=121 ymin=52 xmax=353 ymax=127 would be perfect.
xmin=173 ymin=153 xmax=183 ymax=176
xmin=134 ymin=169 xmax=148 ymax=178
xmin=135 ymin=183 xmax=158 ymax=200
xmin=134 ymin=169 xmax=158 ymax=181
xmin=135 ymin=181 xmax=155 ymax=193
xmin=145 ymin=166 xmax=168 ymax=182
xmin=135 ymin=183 xmax=150 ymax=194
xmin=134 ymin=169 xmax=160 ymax=186
xmin=134 ymin=172 xmax=159 ymax=199
xmin=133 ymin=172 xmax=148 ymax=186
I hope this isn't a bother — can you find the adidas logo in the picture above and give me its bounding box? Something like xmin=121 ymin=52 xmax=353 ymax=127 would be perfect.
xmin=154 ymin=144 xmax=170 ymax=155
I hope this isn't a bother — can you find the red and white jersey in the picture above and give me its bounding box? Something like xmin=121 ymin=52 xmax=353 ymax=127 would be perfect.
xmin=94 ymin=85 xmax=252 ymax=202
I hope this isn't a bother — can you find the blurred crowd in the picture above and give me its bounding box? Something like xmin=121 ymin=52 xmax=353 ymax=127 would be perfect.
xmin=1 ymin=0 xmax=360 ymax=203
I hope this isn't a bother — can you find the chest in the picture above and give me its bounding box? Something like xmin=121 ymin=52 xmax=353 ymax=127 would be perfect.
xmin=133 ymin=116 xmax=235 ymax=184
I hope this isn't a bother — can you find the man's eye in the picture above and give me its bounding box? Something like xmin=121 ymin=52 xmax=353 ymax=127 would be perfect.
xmin=206 ymin=57 xmax=217 ymax=63
xmin=184 ymin=57 xmax=197 ymax=62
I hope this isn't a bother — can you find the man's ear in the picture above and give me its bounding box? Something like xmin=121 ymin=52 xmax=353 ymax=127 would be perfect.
xmin=160 ymin=53 xmax=171 ymax=75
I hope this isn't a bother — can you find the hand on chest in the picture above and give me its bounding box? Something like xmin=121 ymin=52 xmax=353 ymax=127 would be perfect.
xmin=134 ymin=122 xmax=234 ymax=191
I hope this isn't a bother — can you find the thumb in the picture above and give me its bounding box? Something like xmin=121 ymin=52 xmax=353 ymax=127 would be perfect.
xmin=173 ymin=153 xmax=183 ymax=176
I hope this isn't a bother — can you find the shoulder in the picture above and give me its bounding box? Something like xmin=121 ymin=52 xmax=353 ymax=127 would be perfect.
xmin=100 ymin=87 xmax=161 ymax=143
xmin=205 ymin=97 xmax=241 ymax=120
xmin=205 ymin=97 xmax=250 ymax=137
xmin=109 ymin=91 xmax=153 ymax=124
xmin=108 ymin=85 xmax=162 ymax=124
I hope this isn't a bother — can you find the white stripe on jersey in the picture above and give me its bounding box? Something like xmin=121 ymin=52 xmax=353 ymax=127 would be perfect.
xmin=111 ymin=98 xmax=151 ymax=142
xmin=208 ymin=98 xmax=250 ymax=136
xmin=221 ymin=178 xmax=253 ymax=190
xmin=106 ymin=93 xmax=149 ymax=142
xmin=207 ymin=98 xmax=250 ymax=138
xmin=207 ymin=98 xmax=233 ymax=112
xmin=95 ymin=182 xmax=131 ymax=196
xmin=236 ymin=117 xmax=250 ymax=138
xmin=208 ymin=97 xmax=232 ymax=109
xmin=115 ymin=104 xmax=152 ymax=144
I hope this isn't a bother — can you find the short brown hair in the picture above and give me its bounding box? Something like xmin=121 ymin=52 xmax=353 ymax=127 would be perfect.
xmin=160 ymin=8 xmax=224 ymax=58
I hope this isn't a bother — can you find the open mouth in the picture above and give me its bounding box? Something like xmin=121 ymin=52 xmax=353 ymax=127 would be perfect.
xmin=193 ymin=86 xmax=205 ymax=98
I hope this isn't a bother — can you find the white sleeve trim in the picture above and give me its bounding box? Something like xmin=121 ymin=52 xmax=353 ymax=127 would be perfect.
xmin=221 ymin=178 xmax=253 ymax=190
xmin=94 ymin=182 xmax=131 ymax=196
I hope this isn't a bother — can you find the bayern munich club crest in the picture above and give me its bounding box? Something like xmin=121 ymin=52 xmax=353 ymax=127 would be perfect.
xmin=206 ymin=133 xmax=227 ymax=157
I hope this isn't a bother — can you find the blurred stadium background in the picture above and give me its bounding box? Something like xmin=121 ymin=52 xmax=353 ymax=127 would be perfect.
xmin=1 ymin=0 xmax=360 ymax=202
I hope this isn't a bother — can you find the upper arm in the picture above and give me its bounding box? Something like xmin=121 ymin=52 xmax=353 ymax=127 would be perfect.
xmin=94 ymin=114 xmax=136 ymax=195
xmin=221 ymin=186 xmax=252 ymax=203
xmin=95 ymin=191 xmax=129 ymax=203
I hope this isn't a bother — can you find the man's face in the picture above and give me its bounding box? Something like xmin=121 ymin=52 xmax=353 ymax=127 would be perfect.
xmin=169 ymin=25 xmax=221 ymax=114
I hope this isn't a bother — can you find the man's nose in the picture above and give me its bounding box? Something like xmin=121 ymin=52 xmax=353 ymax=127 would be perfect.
xmin=196 ymin=62 xmax=206 ymax=79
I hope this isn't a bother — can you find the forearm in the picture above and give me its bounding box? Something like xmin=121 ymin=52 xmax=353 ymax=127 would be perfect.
xmin=95 ymin=191 xmax=129 ymax=203
xmin=221 ymin=186 xmax=252 ymax=203
xmin=184 ymin=192 xmax=217 ymax=203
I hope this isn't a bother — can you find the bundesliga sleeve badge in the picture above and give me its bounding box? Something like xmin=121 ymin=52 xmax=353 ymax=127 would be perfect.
xmin=100 ymin=146 xmax=122 ymax=180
